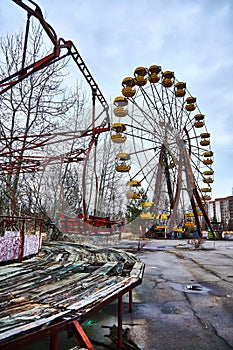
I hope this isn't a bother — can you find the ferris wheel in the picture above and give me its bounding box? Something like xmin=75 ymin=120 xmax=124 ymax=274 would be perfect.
xmin=111 ymin=65 xmax=214 ymax=237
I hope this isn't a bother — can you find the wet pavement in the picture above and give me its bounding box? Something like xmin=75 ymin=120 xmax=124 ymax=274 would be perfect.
xmin=82 ymin=239 xmax=233 ymax=350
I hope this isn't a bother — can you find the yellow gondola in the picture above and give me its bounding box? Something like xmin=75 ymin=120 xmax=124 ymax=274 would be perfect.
xmin=203 ymin=158 xmax=213 ymax=165
xmin=126 ymin=192 xmax=141 ymax=199
xmin=134 ymin=66 xmax=147 ymax=86
xmin=114 ymin=96 xmax=128 ymax=107
xmin=194 ymin=114 xmax=204 ymax=120
xmin=186 ymin=104 xmax=196 ymax=111
xmin=115 ymin=153 xmax=131 ymax=172
xmin=122 ymin=77 xmax=136 ymax=97
xmin=186 ymin=96 xmax=196 ymax=104
xmin=141 ymin=201 xmax=154 ymax=207
xmin=185 ymin=212 xmax=194 ymax=217
xmin=140 ymin=213 xmax=154 ymax=219
xmin=127 ymin=180 xmax=141 ymax=187
xmin=161 ymin=71 xmax=174 ymax=88
xmin=160 ymin=213 xmax=170 ymax=219
xmin=194 ymin=121 xmax=204 ymax=127
xmin=111 ymin=134 xmax=126 ymax=143
xmin=185 ymin=96 xmax=196 ymax=111
xmin=111 ymin=123 xmax=126 ymax=132
xmin=113 ymin=107 xmax=128 ymax=117
xmin=203 ymin=151 xmax=213 ymax=157
xmin=203 ymin=177 xmax=214 ymax=183
xmin=202 ymin=195 xmax=211 ymax=200
xmin=174 ymin=227 xmax=184 ymax=232
xmin=174 ymin=81 xmax=186 ymax=97
xmin=116 ymin=152 xmax=130 ymax=160
xmin=203 ymin=170 xmax=214 ymax=175
xmin=200 ymin=139 xmax=210 ymax=146
xmin=185 ymin=222 xmax=195 ymax=227
xmin=200 ymin=132 xmax=210 ymax=138
xmin=115 ymin=164 xmax=131 ymax=172
xmin=201 ymin=187 xmax=211 ymax=192
xmin=113 ymin=96 xmax=128 ymax=116
xmin=126 ymin=180 xmax=141 ymax=199
xmin=200 ymin=132 xmax=210 ymax=145
xmin=148 ymin=65 xmax=161 ymax=83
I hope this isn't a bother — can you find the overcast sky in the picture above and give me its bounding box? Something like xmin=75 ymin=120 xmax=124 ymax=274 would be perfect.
xmin=0 ymin=0 xmax=233 ymax=200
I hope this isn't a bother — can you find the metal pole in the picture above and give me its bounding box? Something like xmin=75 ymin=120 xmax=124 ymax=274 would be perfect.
xmin=118 ymin=295 xmax=123 ymax=349
xmin=19 ymin=218 xmax=25 ymax=262
xmin=22 ymin=13 xmax=31 ymax=69
xmin=50 ymin=334 xmax=58 ymax=350
xmin=129 ymin=289 xmax=133 ymax=313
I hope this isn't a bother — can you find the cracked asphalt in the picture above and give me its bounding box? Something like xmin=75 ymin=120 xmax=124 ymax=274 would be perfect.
xmin=83 ymin=239 xmax=233 ymax=350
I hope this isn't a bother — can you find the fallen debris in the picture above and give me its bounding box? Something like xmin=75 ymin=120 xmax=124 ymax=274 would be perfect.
xmin=90 ymin=324 xmax=142 ymax=350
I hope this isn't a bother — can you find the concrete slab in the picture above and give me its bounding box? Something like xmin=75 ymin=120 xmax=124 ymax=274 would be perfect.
xmin=83 ymin=239 xmax=233 ymax=350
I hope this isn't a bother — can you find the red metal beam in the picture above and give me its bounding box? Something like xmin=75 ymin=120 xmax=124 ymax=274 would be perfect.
xmin=12 ymin=0 xmax=58 ymax=46
xmin=72 ymin=320 xmax=95 ymax=350
xmin=0 ymin=51 xmax=61 ymax=95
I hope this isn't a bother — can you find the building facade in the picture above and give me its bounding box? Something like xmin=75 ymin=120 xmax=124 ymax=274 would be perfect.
xmin=208 ymin=196 xmax=233 ymax=231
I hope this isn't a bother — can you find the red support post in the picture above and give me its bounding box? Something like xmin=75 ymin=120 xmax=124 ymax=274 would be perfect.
xmin=19 ymin=218 xmax=25 ymax=262
xmin=50 ymin=334 xmax=58 ymax=350
xmin=118 ymin=295 xmax=123 ymax=349
xmin=129 ymin=289 xmax=133 ymax=313
xmin=72 ymin=320 xmax=95 ymax=350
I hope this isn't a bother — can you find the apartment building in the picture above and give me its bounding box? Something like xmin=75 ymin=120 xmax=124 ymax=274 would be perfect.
xmin=208 ymin=196 xmax=233 ymax=230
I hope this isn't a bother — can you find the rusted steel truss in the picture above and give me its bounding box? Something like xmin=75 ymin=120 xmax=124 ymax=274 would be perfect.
xmin=0 ymin=0 xmax=114 ymax=225
xmin=3 ymin=1 xmax=109 ymax=113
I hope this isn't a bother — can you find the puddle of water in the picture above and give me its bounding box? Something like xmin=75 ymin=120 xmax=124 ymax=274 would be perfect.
xmin=170 ymin=282 xmax=210 ymax=294
xmin=185 ymin=284 xmax=203 ymax=292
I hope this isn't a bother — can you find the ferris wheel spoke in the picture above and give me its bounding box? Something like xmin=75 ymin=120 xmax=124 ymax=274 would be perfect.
xmin=128 ymin=96 xmax=162 ymax=133
xmin=152 ymin=84 xmax=171 ymax=125
xmin=130 ymin=151 xmax=158 ymax=183
xmin=138 ymin=86 xmax=157 ymax=112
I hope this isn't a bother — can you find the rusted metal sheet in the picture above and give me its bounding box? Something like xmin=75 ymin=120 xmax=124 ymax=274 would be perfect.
xmin=0 ymin=241 xmax=144 ymax=348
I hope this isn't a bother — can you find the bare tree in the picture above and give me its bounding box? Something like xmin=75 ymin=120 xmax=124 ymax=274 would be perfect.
xmin=0 ymin=22 xmax=125 ymax=231
xmin=96 ymin=131 xmax=126 ymax=218
xmin=0 ymin=23 xmax=82 ymax=216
